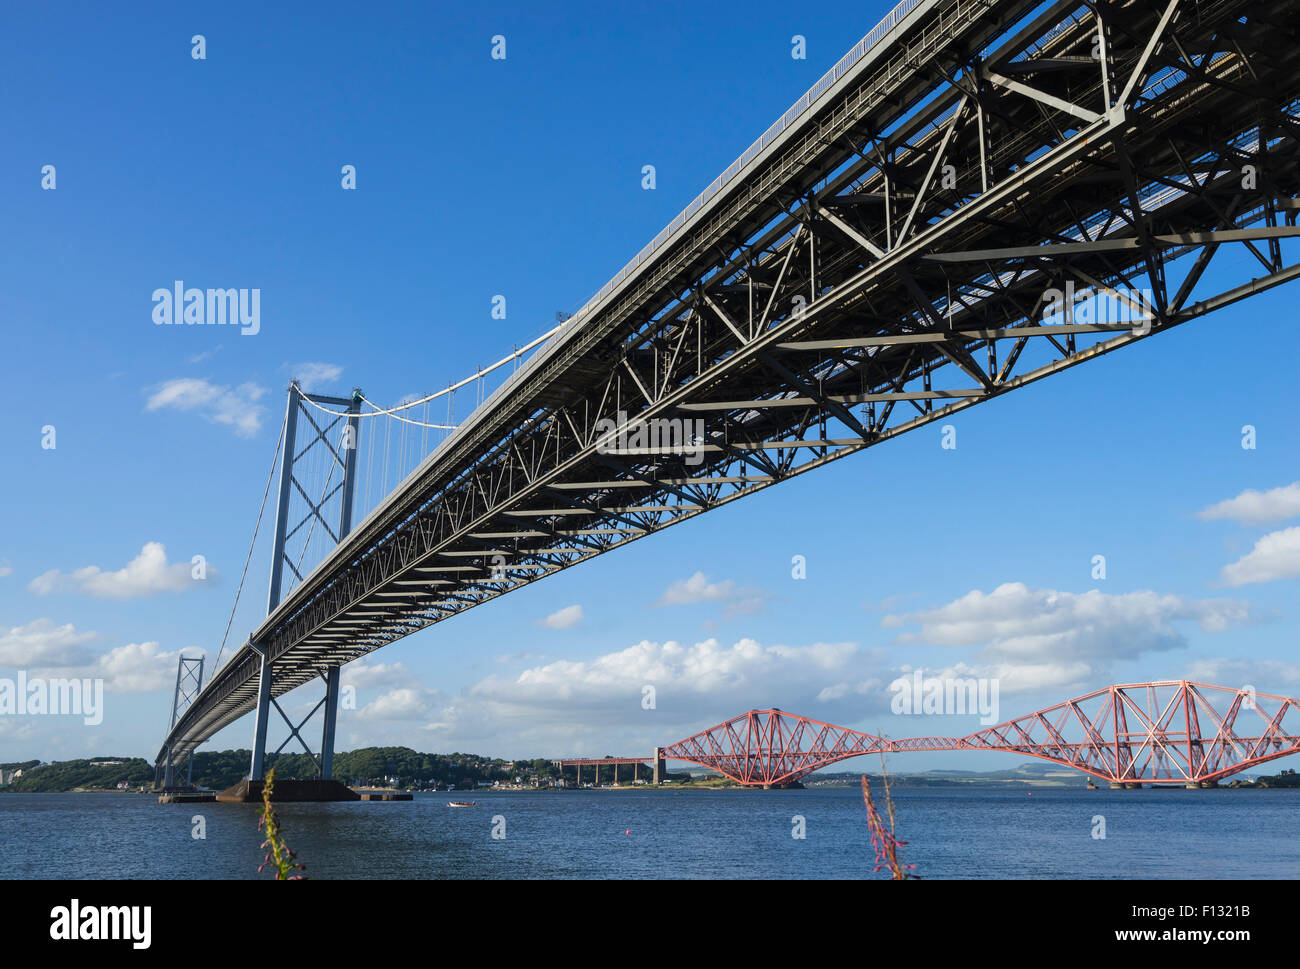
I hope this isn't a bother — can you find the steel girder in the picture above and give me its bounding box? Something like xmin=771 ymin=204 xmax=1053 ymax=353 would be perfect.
xmin=662 ymin=710 xmax=890 ymax=787
xmin=657 ymin=682 xmax=1300 ymax=786
xmin=159 ymin=0 xmax=1300 ymax=767
xmin=892 ymin=681 xmax=1300 ymax=784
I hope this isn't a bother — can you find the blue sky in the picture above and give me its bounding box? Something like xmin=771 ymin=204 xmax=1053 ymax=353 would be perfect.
xmin=2 ymin=0 xmax=1298 ymax=775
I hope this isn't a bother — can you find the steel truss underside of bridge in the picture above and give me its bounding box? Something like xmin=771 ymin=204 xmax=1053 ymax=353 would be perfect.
xmin=161 ymin=0 xmax=1300 ymax=767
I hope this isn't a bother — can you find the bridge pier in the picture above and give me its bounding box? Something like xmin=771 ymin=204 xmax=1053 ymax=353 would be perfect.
xmin=247 ymin=651 xmax=346 ymax=788
xmin=652 ymin=747 xmax=665 ymax=785
xmin=248 ymin=646 xmax=272 ymax=781
xmin=224 ymin=654 xmax=356 ymax=802
xmin=320 ymin=665 xmax=340 ymax=780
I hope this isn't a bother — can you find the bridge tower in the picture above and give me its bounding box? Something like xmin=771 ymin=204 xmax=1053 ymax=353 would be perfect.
xmin=248 ymin=381 xmax=362 ymax=782
xmin=156 ymin=654 xmax=204 ymax=790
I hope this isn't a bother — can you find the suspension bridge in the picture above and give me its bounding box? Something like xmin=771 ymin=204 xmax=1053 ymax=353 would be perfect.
xmin=156 ymin=0 xmax=1300 ymax=791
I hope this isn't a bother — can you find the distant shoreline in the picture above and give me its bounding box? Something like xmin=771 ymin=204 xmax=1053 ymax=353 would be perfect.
xmin=8 ymin=779 xmax=1300 ymax=794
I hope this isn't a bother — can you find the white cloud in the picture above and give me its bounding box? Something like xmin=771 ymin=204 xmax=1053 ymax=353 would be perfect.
xmin=0 ymin=716 xmax=42 ymax=743
xmin=897 ymin=659 xmax=1094 ymax=697
xmin=0 ymin=619 xmax=98 ymax=667
xmin=884 ymin=582 xmax=1251 ymax=663
xmin=816 ymin=656 xmax=1096 ymax=708
xmin=658 ymin=571 xmax=735 ymax=605
xmin=187 ymin=345 xmax=222 ymax=364
xmin=356 ymin=686 xmax=439 ymax=721
xmin=337 ymin=591 xmax=1262 ymax=756
xmin=1218 ymin=527 xmax=1300 ymax=586
xmin=1184 ymin=657 xmax=1300 ymax=693
xmin=448 ymin=636 xmax=867 ymax=731
xmin=0 ymin=564 xmax=11 ymax=579
xmin=656 ymin=571 xmax=771 ymax=618
xmin=816 ymin=677 xmax=886 ymax=702
xmin=1196 ymin=482 xmax=1300 ymax=526
xmin=340 ymin=660 xmax=412 ymax=690
xmin=145 ymin=378 xmax=266 ymax=437
xmin=276 ymin=584 xmax=1266 ymax=758
xmin=291 ymin=362 xmax=343 ymax=392
xmin=344 ymin=636 xmax=884 ymax=756
xmin=0 ymin=618 xmax=198 ymax=694
xmin=88 ymin=643 xmax=200 ymax=693
xmin=538 ymin=604 xmax=583 ymax=629
xmin=29 ymin=542 xmax=201 ymax=599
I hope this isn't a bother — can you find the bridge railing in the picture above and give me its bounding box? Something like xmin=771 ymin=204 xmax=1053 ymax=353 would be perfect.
xmin=566 ymin=0 xmax=925 ymax=336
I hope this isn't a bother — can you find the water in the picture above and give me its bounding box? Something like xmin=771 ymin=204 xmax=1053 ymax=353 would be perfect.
xmin=3 ymin=787 xmax=1297 ymax=879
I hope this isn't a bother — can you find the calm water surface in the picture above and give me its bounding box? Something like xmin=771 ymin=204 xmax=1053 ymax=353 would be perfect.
xmin=3 ymin=787 xmax=1296 ymax=879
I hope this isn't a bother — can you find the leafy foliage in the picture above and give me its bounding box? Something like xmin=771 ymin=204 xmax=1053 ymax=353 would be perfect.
xmin=257 ymin=770 xmax=307 ymax=880
xmin=4 ymin=757 xmax=152 ymax=791
xmin=862 ymin=767 xmax=919 ymax=880
xmin=190 ymin=746 xmax=536 ymax=790
xmin=0 ymin=747 xmax=548 ymax=791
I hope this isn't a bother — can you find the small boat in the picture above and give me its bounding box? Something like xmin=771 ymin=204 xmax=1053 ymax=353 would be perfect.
xmin=447 ymin=801 xmax=477 ymax=807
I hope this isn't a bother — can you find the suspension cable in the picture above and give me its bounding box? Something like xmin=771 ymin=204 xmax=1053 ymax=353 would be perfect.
xmin=359 ymin=394 xmax=456 ymax=429
xmin=294 ymin=317 xmax=572 ymax=419
xmin=213 ymin=408 xmax=288 ymax=672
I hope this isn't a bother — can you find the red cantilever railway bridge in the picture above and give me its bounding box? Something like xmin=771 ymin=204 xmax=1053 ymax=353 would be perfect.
xmin=557 ymin=682 xmax=1300 ymax=788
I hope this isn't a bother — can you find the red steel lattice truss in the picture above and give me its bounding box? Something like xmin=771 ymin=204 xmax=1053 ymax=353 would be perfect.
xmin=658 ymin=682 xmax=1300 ymax=787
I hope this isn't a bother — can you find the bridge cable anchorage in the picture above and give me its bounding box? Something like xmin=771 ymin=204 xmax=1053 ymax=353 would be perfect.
xmin=213 ymin=408 xmax=287 ymax=672
xmin=294 ymin=317 xmax=575 ymax=420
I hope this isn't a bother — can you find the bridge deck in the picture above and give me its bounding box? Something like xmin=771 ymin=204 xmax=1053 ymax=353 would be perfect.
xmin=161 ymin=0 xmax=1300 ymax=766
